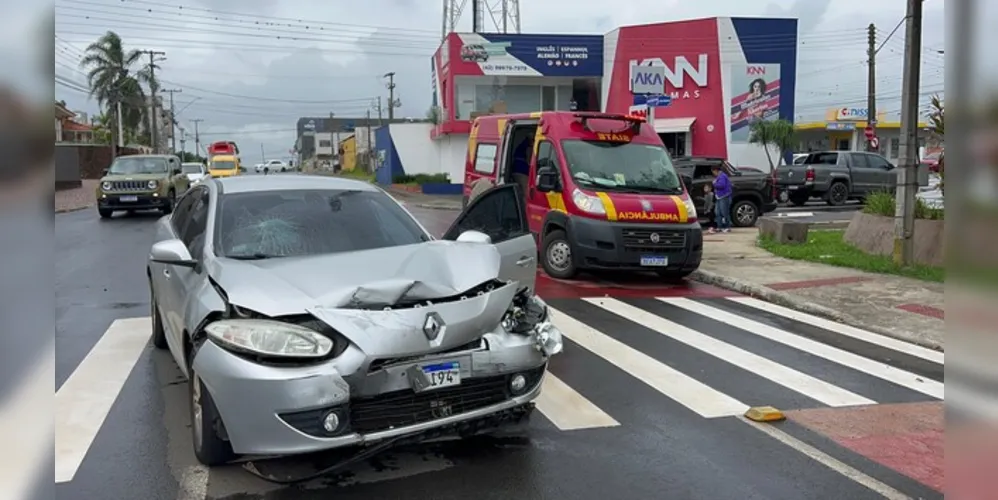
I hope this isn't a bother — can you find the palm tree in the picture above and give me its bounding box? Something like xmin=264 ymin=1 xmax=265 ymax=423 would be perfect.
xmin=79 ymin=31 xmax=157 ymax=146
xmin=928 ymin=94 xmax=944 ymax=137
xmin=748 ymin=119 xmax=796 ymax=171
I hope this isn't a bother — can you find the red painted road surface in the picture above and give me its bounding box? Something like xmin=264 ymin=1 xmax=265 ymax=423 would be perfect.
xmin=785 ymin=402 xmax=944 ymax=492
xmin=408 ymin=205 xmax=733 ymax=299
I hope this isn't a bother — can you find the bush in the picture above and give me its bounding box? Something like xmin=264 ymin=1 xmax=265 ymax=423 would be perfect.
xmin=862 ymin=191 xmax=944 ymax=220
xmin=392 ymin=173 xmax=451 ymax=185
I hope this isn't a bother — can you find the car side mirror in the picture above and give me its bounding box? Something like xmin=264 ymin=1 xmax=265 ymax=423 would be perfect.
xmin=102 ymin=168 xmax=109 ymax=176
xmin=150 ymin=239 xmax=197 ymax=268
xmin=172 ymin=168 xmax=182 ymax=175
xmin=536 ymin=166 xmax=559 ymax=193
xmin=456 ymin=230 xmax=491 ymax=244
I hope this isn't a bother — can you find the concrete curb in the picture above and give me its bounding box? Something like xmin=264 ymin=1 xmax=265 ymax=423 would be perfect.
xmin=690 ymin=269 xmax=944 ymax=352
xmin=55 ymin=204 xmax=93 ymax=214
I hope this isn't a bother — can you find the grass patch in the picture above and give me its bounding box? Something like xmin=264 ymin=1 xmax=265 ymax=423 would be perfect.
xmin=758 ymin=229 xmax=944 ymax=283
xmin=335 ymin=168 xmax=375 ymax=183
xmin=863 ymin=191 xmax=944 ymax=220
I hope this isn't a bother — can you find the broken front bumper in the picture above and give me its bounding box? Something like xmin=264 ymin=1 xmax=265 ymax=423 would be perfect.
xmin=192 ymin=331 xmax=551 ymax=456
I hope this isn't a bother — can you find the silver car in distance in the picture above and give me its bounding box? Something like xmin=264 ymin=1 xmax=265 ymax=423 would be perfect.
xmin=146 ymin=175 xmax=562 ymax=466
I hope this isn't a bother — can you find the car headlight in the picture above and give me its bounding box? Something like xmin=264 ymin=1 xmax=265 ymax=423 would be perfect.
xmin=147 ymin=180 xmax=158 ymax=189
xmin=101 ymin=181 xmax=112 ymax=191
xmin=682 ymin=196 xmax=698 ymax=221
xmin=571 ymin=188 xmax=606 ymax=215
xmin=204 ymin=319 xmax=333 ymax=358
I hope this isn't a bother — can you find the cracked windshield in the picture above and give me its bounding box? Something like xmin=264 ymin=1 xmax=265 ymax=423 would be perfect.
xmin=44 ymin=0 xmax=995 ymax=498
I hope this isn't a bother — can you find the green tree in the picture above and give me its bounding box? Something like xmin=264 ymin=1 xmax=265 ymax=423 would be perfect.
xmin=79 ymin=31 xmax=157 ymax=146
xmin=426 ymin=106 xmax=441 ymax=124
xmin=928 ymin=94 xmax=944 ymax=137
xmin=748 ymin=119 xmax=797 ymax=170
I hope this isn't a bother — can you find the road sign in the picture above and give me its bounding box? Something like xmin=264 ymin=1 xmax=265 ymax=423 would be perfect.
xmin=870 ymin=137 xmax=880 ymax=149
xmin=864 ymin=126 xmax=874 ymax=139
xmin=645 ymin=94 xmax=672 ymax=107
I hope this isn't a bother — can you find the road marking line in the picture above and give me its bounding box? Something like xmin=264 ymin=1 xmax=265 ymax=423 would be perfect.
xmin=729 ymin=297 xmax=944 ymax=364
xmin=589 ymin=298 xmax=876 ymax=407
xmin=739 ymin=417 xmax=911 ymax=500
xmin=535 ymin=372 xmax=620 ymax=430
xmin=549 ymin=306 xmax=749 ymax=418
xmin=56 ymin=317 xmax=151 ymax=483
xmin=665 ymin=299 xmax=944 ymax=400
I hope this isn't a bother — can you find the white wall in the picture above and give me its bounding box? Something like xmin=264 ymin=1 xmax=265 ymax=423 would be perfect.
xmin=315 ymin=132 xmax=333 ymax=156
xmin=389 ymin=123 xmax=466 ymax=183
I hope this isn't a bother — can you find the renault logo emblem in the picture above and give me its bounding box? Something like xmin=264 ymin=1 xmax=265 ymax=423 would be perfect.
xmin=650 ymin=233 xmax=660 ymax=243
xmin=422 ymin=312 xmax=444 ymax=340
xmin=640 ymin=199 xmax=653 ymax=211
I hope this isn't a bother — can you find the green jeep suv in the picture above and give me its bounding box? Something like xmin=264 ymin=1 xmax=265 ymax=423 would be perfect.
xmin=95 ymin=155 xmax=191 ymax=219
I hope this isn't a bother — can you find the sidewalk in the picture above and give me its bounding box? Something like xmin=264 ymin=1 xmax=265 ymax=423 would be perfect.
xmin=384 ymin=185 xmax=462 ymax=210
xmin=55 ymin=180 xmax=97 ymax=213
xmin=692 ymin=228 xmax=944 ymax=350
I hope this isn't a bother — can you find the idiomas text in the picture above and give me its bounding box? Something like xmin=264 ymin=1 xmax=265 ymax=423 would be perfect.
xmin=629 ymin=54 xmax=708 ymax=99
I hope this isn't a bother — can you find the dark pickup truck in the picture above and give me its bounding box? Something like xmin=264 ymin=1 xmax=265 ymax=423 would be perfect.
xmin=775 ymin=151 xmax=897 ymax=206
xmin=673 ymin=156 xmax=778 ymax=227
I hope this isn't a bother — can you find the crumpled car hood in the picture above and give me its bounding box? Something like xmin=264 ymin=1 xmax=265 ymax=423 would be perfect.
xmin=208 ymin=240 xmax=503 ymax=316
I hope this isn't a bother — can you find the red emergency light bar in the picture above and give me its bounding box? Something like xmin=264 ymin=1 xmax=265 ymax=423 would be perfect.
xmin=573 ymin=112 xmax=644 ymax=135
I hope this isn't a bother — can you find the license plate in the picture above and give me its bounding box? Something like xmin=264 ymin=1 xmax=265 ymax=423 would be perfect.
xmin=420 ymin=362 xmax=461 ymax=390
xmin=787 ymin=186 xmax=799 ymax=191
xmin=640 ymin=256 xmax=669 ymax=266
xmin=120 ymin=195 xmax=138 ymax=202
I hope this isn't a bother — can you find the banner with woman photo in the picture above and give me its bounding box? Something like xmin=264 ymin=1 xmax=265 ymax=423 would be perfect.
xmin=729 ymin=64 xmax=781 ymax=143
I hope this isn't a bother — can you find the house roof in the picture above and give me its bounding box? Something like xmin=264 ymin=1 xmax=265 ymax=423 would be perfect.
xmin=55 ymin=102 xmax=75 ymax=119
xmin=62 ymin=120 xmax=92 ymax=132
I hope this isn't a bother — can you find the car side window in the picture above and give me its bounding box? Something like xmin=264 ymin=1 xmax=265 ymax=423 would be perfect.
xmin=180 ymin=188 xmax=210 ymax=258
xmin=693 ymin=164 xmax=713 ymax=179
xmin=867 ymin=154 xmax=892 ymax=169
xmin=535 ymin=140 xmax=561 ymax=174
xmin=442 ymin=184 xmax=527 ymax=244
xmin=850 ymin=153 xmax=870 ymax=168
xmin=170 ymin=190 xmax=198 ymax=235
xmin=474 ymin=143 xmax=497 ymax=174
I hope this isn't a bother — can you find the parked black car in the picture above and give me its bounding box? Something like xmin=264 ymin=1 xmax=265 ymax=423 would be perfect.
xmin=673 ymin=156 xmax=779 ymax=227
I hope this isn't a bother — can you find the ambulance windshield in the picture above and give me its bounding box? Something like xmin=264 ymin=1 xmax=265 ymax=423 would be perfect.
xmin=561 ymin=140 xmax=682 ymax=193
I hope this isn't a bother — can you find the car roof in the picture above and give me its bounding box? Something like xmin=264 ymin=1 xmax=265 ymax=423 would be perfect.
xmin=119 ymin=154 xmax=176 ymax=159
xmin=213 ymin=174 xmax=380 ymax=194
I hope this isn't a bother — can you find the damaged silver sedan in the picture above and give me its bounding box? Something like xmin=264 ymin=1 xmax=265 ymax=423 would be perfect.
xmin=146 ymin=175 xmax=563 ymax=466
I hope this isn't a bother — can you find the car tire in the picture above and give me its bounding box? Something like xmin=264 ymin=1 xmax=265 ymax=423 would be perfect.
xmin=731 ymin=199 xmax=759 ymax=227
xmin=826 ymin=182 xmax=848 ymax=206
xmin=541 ymin=229 xmax=578 ymax=279
xmin=149 ymin=279 xmax=169 ymax=350
xmin=161 ymin=189 xmax=176 ymax=215
xmin=98 ymin=208 xmax=113 ymax=219
xmin=281 ymin=167 xmax=286 ymax=173
xmin=188 ymin=344 xmax=235 ymax=466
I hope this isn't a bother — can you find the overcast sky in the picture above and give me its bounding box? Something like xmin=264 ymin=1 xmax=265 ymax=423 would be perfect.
xmin=47 ymin=0 xmax=964 ymax=160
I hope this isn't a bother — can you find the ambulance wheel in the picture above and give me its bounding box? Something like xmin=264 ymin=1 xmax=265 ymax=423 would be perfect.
xmin=542 ymin=229 xmax=577 ymax=279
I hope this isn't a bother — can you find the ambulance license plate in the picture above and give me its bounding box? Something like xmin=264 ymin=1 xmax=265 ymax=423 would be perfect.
xmin=640 ymin=256 xmax=669 ymax=266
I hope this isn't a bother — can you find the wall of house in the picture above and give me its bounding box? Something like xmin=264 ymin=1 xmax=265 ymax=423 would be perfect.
xmin=373 ymin=124 xmax=466 ymax=193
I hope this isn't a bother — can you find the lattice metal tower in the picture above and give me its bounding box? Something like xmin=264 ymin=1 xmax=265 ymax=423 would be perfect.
xmin=442 ymin=0 xmax=521 ymax=40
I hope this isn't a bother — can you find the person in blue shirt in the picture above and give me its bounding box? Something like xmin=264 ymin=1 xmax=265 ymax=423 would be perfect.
xmin=710 ymin=165 xmax=733 ymax=233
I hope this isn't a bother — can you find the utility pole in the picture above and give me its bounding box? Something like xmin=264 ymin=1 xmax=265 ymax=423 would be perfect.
xmin=866 ymin=23 xmax=877 ymax=152
xmin=162 ymin=88 xmax=181 ymax=153
xmin=191 ymin=118 xmax=203 ymax=161
xmin=375 ymin=97 xmax=384 ymax=125
xmin=366 ymin=109 xmax=374 ymax=172
xmin=179 ymin=128 xmax=187 ymax=156
xmin=384 ymin=72 xmax=397 ymax=120
xmin=140 ymin=50 xmax=166 ymax=153
xmin=893 ymin=0 xmax=923 ymax=266
xmin=260 ymin=143 xmax=265 ymax=164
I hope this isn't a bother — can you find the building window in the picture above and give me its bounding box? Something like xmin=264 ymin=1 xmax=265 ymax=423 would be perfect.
xmin=889 ymin=138 xmax=900 ymax=159
xmin=319 ymin=140 xmax=331 ymax=148
xmin=474 ymin=143 xmax=497 ymax=174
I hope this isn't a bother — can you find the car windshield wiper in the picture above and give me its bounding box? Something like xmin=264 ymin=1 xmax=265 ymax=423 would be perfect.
xmin=614 ymin=185 xmax=682 ymax=194
xmin=226 ymin=253 xmax=278 ymax=260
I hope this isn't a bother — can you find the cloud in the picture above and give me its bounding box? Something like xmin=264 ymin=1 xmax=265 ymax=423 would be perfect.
xmin=51 ymin=0 xmax=955 ymax=158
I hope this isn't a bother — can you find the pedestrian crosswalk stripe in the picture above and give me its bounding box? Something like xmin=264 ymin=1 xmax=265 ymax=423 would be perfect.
xmin=56 ymin=317 xmax=151 ymax=484
xmin=534 ymin=372 xmax=620 ymax=430
xmin=729 ymin=297 xmax=944 ymax=364
xmin=548 ymin=305 xmax=751 ymax=418
xmin=586 ymin=298 xmax=877 ymax=408
xmin=663 ymin=298 xmax=945 ymax=400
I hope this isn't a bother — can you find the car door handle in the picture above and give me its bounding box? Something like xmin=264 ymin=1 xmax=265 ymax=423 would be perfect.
xmin=516 ymin=256 xmax=535 ymax=266
xmin=163 ymin=268 xmax=171 ymax=278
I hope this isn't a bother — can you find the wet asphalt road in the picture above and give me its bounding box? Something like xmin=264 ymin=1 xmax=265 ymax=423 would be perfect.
xmin=55 ymin=203 xmax=942 ymax=500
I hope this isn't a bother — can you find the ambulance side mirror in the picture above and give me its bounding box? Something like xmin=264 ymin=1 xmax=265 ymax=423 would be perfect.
xmin=536 ymin=165 xmax=559 ymax=193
